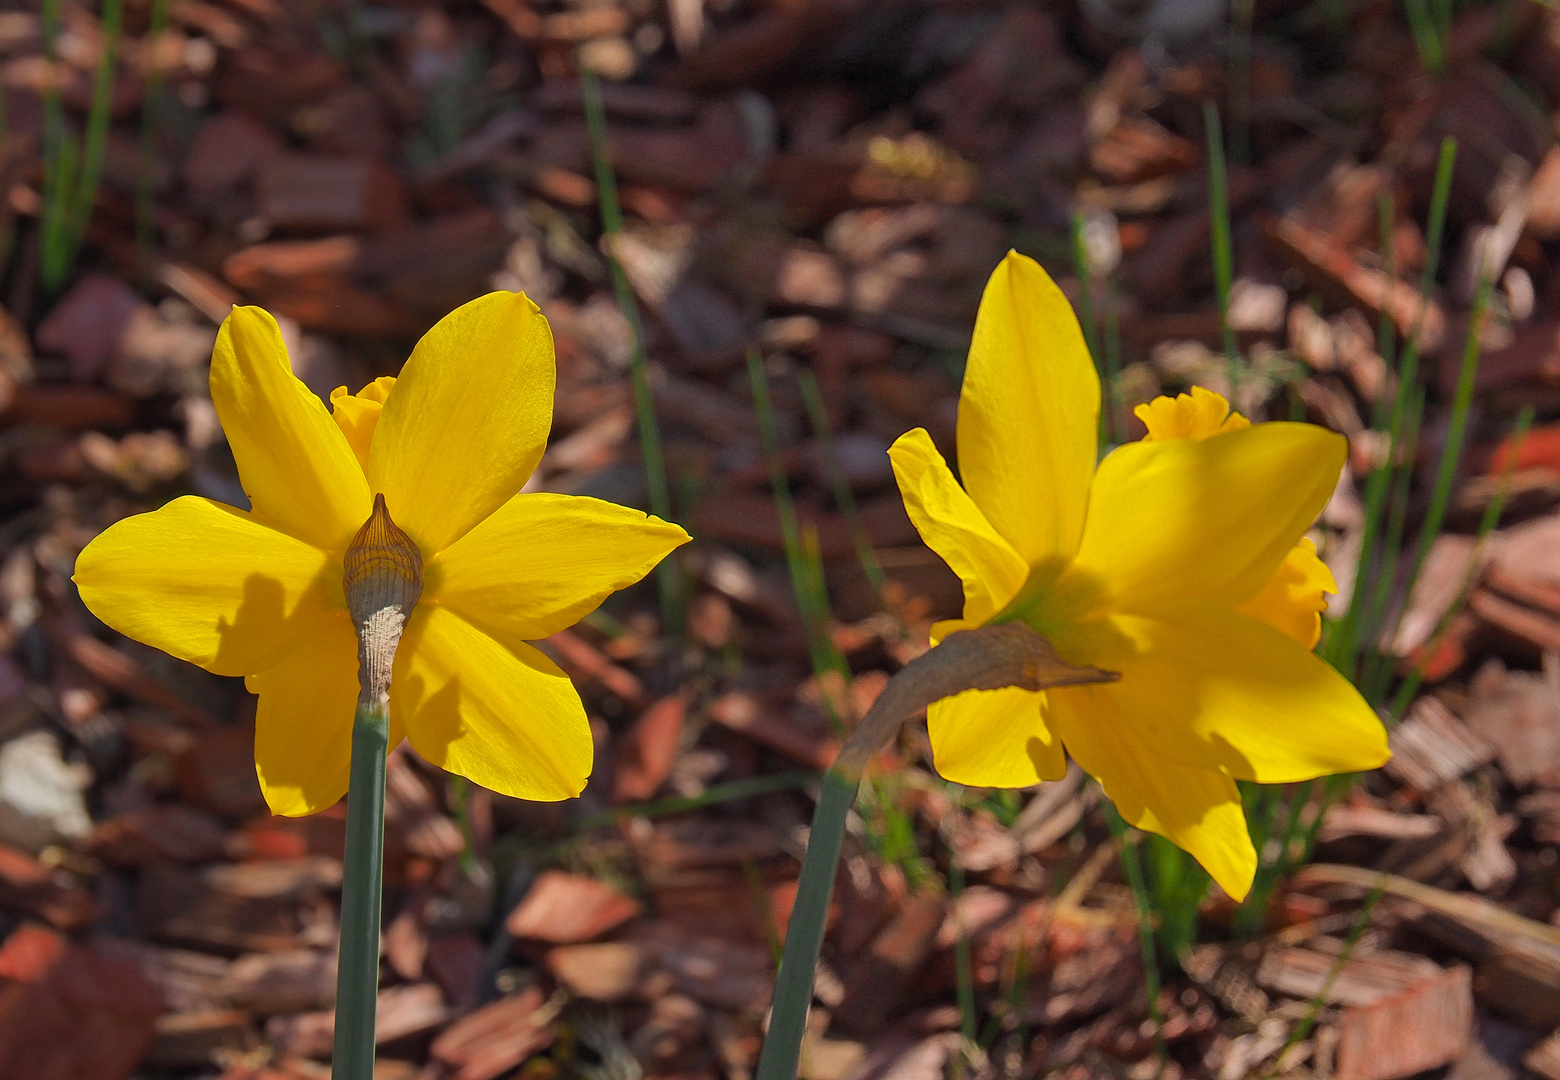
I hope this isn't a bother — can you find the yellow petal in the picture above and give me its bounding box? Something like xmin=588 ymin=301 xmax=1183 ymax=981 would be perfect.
xmin=956 ymin=251 xmax=1098 ymax=571
xmin=1047 ymin=609 xmax=1389 ymax=784
xmin=1047 ymin=686 xmax=1257 ymax=899
xmin=428 ymin=492 xmax=689 ymax=641
xmin=1135 ymin=386 xmax=1250 ymax=441
xmin=211 ymin=306 xmax=372 ymax=553
xmin=393 ymin=605 xmax=592 ymax=801
xmin=927 ymin=687 xmax=1066 ymax=788
xmin=73 ymin=496 xmax=340 ymax=677
xmin=251 ymin=612 xmax=359 ymax=816
xmin=369 ymin=293 xmax=556 ymax=555
xmin=330 ymin=375 xmax=397 ymax=475
xmin=1066 ymin=422 xmax=1345 ymax=619
xmin=888 ymin=427 xmax=1030 ymax=625
xmin=1238 ymin=537 xmax=1336 ymax=649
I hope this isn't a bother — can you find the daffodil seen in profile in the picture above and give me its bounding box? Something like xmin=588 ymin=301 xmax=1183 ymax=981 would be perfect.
xmin=889 ymin=251 xmax=1390 ymax=900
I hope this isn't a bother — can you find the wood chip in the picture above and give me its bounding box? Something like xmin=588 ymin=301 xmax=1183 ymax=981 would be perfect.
xmin=1333 ymin=965 xmax=1474 ymax=1080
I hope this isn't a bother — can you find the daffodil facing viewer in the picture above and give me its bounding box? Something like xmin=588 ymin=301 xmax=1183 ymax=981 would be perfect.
xmin=74 ymin=292 xmax=690 ymax=812
xmin=889 ymin=252 xmax=1389 ymax=900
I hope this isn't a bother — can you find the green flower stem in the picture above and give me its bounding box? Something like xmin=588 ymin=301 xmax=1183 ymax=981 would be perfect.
xmin=754 ymin=624 xmax=1117 ymax=1080
xmin=759 ymin=767 xmax=857 ymax=1080
xmin=332 ymin=699 xmax=389 ymax=1078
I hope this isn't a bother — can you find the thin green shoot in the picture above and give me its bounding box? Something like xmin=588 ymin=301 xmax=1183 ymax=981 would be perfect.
xmin=581 ymin=68 xmax=681 ymax=633
xmin=573 ymin=772 xmax=816 ymax=832
xmin=748 ymin=351 xmax=850 ymax=686
xmin=135 ymin=0 xmax=170 ymax=279
xmin=1398 ymin=271 xmax=1492 ymax=645
xmin=40 ymin=0 xmax=124 ymax=293
xmin=1103 ymin=804 xmax=1167 ymax=1064
xmin=1356 ymin=388 xmax=1424 ymax=703
xmin=1404 ymin=0 xmax=1446 ymax=73
xmin=1325 ymin=138 xmax=1456 ymax=678
xmin=1373 ymin=192 xmax=1398 ymax=418
xmin=743 ymin=857 xmax=786 ymax=966
xmin=1260 ymin=877 xmax=1386 ymax=1079
xmin=798 ymin=370 xmax=887 ymax=601
xmin=946 ymin=817 xmax=978 ymax=1045
xmin=1388 ymin=405 xmax=1535 ymax=717
xmin=1202 ymin=102 xmax=1239 ymax=374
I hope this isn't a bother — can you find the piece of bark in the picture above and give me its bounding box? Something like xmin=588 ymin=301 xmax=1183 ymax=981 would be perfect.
xmin=136 ymin=864 xmax=299 ymax=953
xmin=430 ymin=985 xmax=556 ymax=1080
xmin=1258 ymin=941 xmax=1443 ymax=1006
xmin=255 ymin=155 xmax=407 ymax=232
xmin=834 ymin=892 xmax=949 ymax=1032
xmin=1266 ymin=215 xmax=1446 ymax=354
xmin=1333 ymin=965 xmax=1474 ymax=1080
xmin=266 ymin=982 xmax=449 ymax=1058
xmin=89 ymin=804 xmax=227 ymax=866
xmin=707 ymin=690 xmax=839 ymax=770
xmin=547 ymin=941 xmax=653 ymax=1002
xmin=0 ymin=843 xmax=94 ymax=929
xmin=222 ymin=949 xmax=337 ymax=1015
xmin=1461 ymin=657 xmax=1560 ymax=788
xmin=144 ymin=1009 xmax=260 ymax=1069
xmin=1385 ymin=697 xmax=1497 ymax=791
xmin=384 ymin=750 xmax=464 ymax=861
xmin=614 ymin=691 xmax=690 ymax=802
xmin=1524 ymin=1031 xmax=1560 ymax=1080
xmin=0 ymin=924 xmax=161 ymax=1080
xmin=1317 ymin=802 xmax=1442 ymax=843
xmin=506 ymin=870 xmax=641 ymax=944
xmin=1478 ymin=940 xmax=1560 ymax=1029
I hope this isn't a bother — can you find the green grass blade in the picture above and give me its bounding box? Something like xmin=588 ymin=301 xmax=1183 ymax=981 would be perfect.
xmin=580 ymin=67 xmax=682 ymax=632
xmin=1203 ymin=101 xmax=1239 ymax=373
xmin=798 ymin=369 xmax=887 ymax=600
xmin=1103 ymin=804 xmax=1167 ymax=1061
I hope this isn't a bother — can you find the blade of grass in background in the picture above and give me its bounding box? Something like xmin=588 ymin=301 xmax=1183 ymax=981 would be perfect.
xmin=1388 ymin=406 xmax=1534 ymax=717
xmin=1202 ymin=102 xmax=1239 ymax=375
xmin=1324 ymin=137 xmax=1457 ymax=684
xmin=581 ymin=67 xmax=683 ymax=633
xmin=1405 ymin=0 xmax=1447 ymax=73
xmin=1103 ymin=805 xmax=1167 ymax=1063
xmin=40 ymin=0 xmax=123 ymax=293
xmin=798 ymin=369 xmax=888 ymax=602
xmin=1260 ymin=878 xmax=1386 ymax=1079
xmin=748 ymin=351 xmax=849 ymax=686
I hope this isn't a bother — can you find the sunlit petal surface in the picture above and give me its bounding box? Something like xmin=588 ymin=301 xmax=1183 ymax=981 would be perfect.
xmin=210 ymin=306 xmax=371 ymax=553
xmin=74 ymin=496 xmax=339 ymax=677
xmin=429 ymin=492 xmax=689 ymax=642
xmin=250 ymin=612 xmax=359 ymax=816
xmin=1067 ymin=423 xmax=1345 ymax=618
xmin=1047 ymin=687 xmax=1258 ymax=899
xmin=888 ymin=427 xmax=1029 ymax=625
xmin=393 ymin=605 xmax=593 ymax=801
xmin=956 ymin=251 xmax=1098 ymax=573
xmin=1049 ymin=610 xmax=1389 ymax=784
xmin=370 ymin=293 xmax=556 ymax=555
xmin=927 ymin=687 xmax=1066 ymax=788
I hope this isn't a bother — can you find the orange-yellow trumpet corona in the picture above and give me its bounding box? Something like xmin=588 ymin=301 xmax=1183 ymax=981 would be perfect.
xmin=75 ymin=293 xmax=689 ymax=815
xmin=890 ymin=252 xmax=1389 ymax=899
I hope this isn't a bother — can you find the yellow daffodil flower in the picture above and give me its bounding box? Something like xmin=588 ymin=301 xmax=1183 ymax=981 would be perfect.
xmin=889 ymin=252 xmax=1388 ymax=899
xmin=74 ymin=293 xmax=689 ymax=816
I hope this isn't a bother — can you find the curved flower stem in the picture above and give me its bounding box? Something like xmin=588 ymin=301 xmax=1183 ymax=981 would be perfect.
xmin=332 ymin=700 xmax=389 ymax=1078
xmin=754 ymin=623 xmax=1117 ymax=1080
